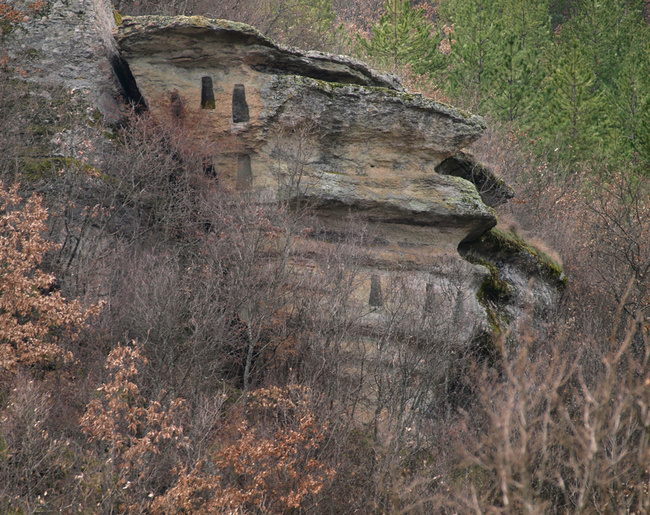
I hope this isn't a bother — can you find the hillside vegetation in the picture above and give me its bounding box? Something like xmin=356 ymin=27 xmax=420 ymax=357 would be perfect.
xmin=1 ymin=0 xmax=650 ymax=513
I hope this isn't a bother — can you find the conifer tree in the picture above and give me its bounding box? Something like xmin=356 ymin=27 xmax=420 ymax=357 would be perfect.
xmin=478 ymin=0 xmax=551 ymax=122
xmin=498 ymin=0 xmax=551 ymax=51
xmin=613 ymin=37 xmax=650 ymax=172
xmin=440 ymin=0 xmax=500 ymax=107
xmin=608 ymin=37 xmax=650 ymax=168
xmin=488 ymin=34 xmax=536 ymax=122
xmin=441 ymin=0 xmax=552 ymax=118
xmin=546 ymin=39 xmax=603 ymax=162
xmin=564 ymin=0 xmax=627 ymax=91
xmin=635 ymin=99 xmax=650 ymax=172
xmin=357 ymin=0 xmax=445 ymax=76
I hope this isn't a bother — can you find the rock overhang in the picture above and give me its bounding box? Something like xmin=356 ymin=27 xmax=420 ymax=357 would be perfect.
xmin=115 ymin=14 xmax=496 ymax=244
xmin=117 ymin=15 xmax=404 ymax=90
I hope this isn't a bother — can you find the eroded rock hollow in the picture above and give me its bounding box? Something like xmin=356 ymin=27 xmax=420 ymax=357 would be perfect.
xmin=115 ymin=15 xmax=562 ymax=346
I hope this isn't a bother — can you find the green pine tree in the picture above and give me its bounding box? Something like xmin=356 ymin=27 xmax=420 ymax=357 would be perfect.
xmin=608 ymin=40 xmax=650 ymax=166
xmin=498 ymin=0 xmax=551 ymax=51
xmin=357 ymin=0 xmax=445 ymax=76
xmin=545 ymin=39 xmax=603 ymax=162
xmin=557 ymin=0 xmax=648 ymax=167
xmin=482 ymin=0 xmax=552 ymax=122
xmin=488 ymin=35 xmax=534 ymax=122
xmin=563 ymin=0 xmax=626 ymax=91
xmin=635 ymin=97 xmax=650 ymax=173
xmin=610 ymin=31 xmax=650 ymax=173
xmin=439 ymin=0 xmax=500 ymax=108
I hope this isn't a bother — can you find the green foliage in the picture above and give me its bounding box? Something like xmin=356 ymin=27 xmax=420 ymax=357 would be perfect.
xmin=439 ymin=0 xmax=499 ymax=105
xmin=498 ymin=0 xmax=551 ymax=50
xmin=607 ymin=33 xmax=650 ymax=170
xmin=487 ymin=0 xmax=551 ymax=122
xmin=544 ymin=39 xmax=603 ymax=162
xmin=563 ymin=0 xmax=630 ymax=90
xmin=357 ymin=0 xmax=445 ymax=76
xmin=437 ymin=0 xmax=650 ymax=175
xmin=20 ymin=157 xmax=100 ymax=181
xmin=113 ymin=8 xmax=123 ymax=25
xmin=548 ymin=0 xmax=575 ymax=26
xmin=488 ymin=35 xmax=536 ymax=122
xmin=440 ymin=0 xmax=551 ymax=114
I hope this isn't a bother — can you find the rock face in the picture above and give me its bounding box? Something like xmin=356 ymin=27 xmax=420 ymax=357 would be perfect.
xmin=116 ymin=15 xmax=561 ymax=344
xmin=2 ymin=0 xmax=564 ymax=387
xmin=116 ymin=16 xmax=403 ymax=91
xmin=4 ymin=3 xmax=562 ymax=350
xmin=117 ymin=15 xmax=493 ymax=246
xmin=3 ymin=0 xmax=129 ymax=123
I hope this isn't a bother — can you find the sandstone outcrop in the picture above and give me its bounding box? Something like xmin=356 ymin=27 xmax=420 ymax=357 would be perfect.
xmin=5 ymin=0 xmax=562 ymax=351
xmin=115 ymin=15 xmax=561 ymax=344
xmin=117 ymin=16 xmax=493 ymax=246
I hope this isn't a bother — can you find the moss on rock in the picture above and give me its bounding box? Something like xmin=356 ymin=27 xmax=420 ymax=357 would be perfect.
xmin=464 ymin=254 xmax=511 ymax=338
xmin=469 ymin=256 xmax=513 ymax=305
xmin=481 ymin=227 xmax=566 ymax=287
xmin=461 ymin=226 xmax=565 ymax=288
xmin=20 ymin=157 xmax=100 ymax=181
xmin=113 ymin=9 xmax=123 ymax=26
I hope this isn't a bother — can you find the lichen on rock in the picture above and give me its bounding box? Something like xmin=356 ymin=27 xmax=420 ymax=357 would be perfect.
xmin=3 ymin=0 xmax=126 ymax=123
xmin=113 ymin=14 xmax=562 ymax=349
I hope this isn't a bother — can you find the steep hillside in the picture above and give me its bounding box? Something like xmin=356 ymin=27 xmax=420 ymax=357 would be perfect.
xmin=0 ymin=2 xmax=600 ymax=514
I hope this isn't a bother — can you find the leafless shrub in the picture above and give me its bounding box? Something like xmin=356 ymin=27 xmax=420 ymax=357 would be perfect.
xmin=0 ymin=375 xmax=87 ymax=514
xmin=437 ymin=288 xmax=650 ymax=514
xmin=269 ymin=121 xmax=320 ymax=206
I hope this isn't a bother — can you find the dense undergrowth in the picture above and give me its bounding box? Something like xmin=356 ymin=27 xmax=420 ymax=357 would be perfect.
xmin=1 ymin=0 xmax=650 ymax=513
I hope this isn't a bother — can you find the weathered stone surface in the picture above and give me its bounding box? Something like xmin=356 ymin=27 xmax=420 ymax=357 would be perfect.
xmin=4 ymin=0 xmax=126 ymax=123
xmin=116 ymin=16 xmax=403 ymax=90
xmin=5 ymin=3 xmax=563 ymax=414
xmin=459 ymin=227 xmax=565 ymax=338
xmin=114 ymin=14 xmax=561 ymax=346
xmin=262 ymin=76 xmax=485 ymax=158
xmin=357 ymin=257 xmax=493 ymax=343
xmin=436 ymin=151 xmax=516 ymax=208
xmin=116 ymin=15 xmax=492 ymax=244
xmin=293 ymin=171 xmax=494 ymax=241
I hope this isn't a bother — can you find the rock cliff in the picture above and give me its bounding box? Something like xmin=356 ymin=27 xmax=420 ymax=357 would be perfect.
xmin=2 ymin=0 xmax=130 ymax=123
xmin=115 ymin=15 xmax=559 ymax=345
xmin=117 ymin=17 xmax=494 ymax=244
xmin=4 ymin=3 xmax=562 ymax=350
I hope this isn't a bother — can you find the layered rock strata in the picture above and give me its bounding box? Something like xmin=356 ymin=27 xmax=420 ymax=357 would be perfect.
xmin=117 ymin=16 xmax=493 ymax=245
xmin=116 ymin=15 xmax=561 ymax=343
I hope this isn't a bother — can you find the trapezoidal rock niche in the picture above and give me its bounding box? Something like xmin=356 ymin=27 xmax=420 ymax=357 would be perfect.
xmin=117 ymin=15 xmax=495 ymax=247
xmin=116 ymin=15 xmax=560 ymax=345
